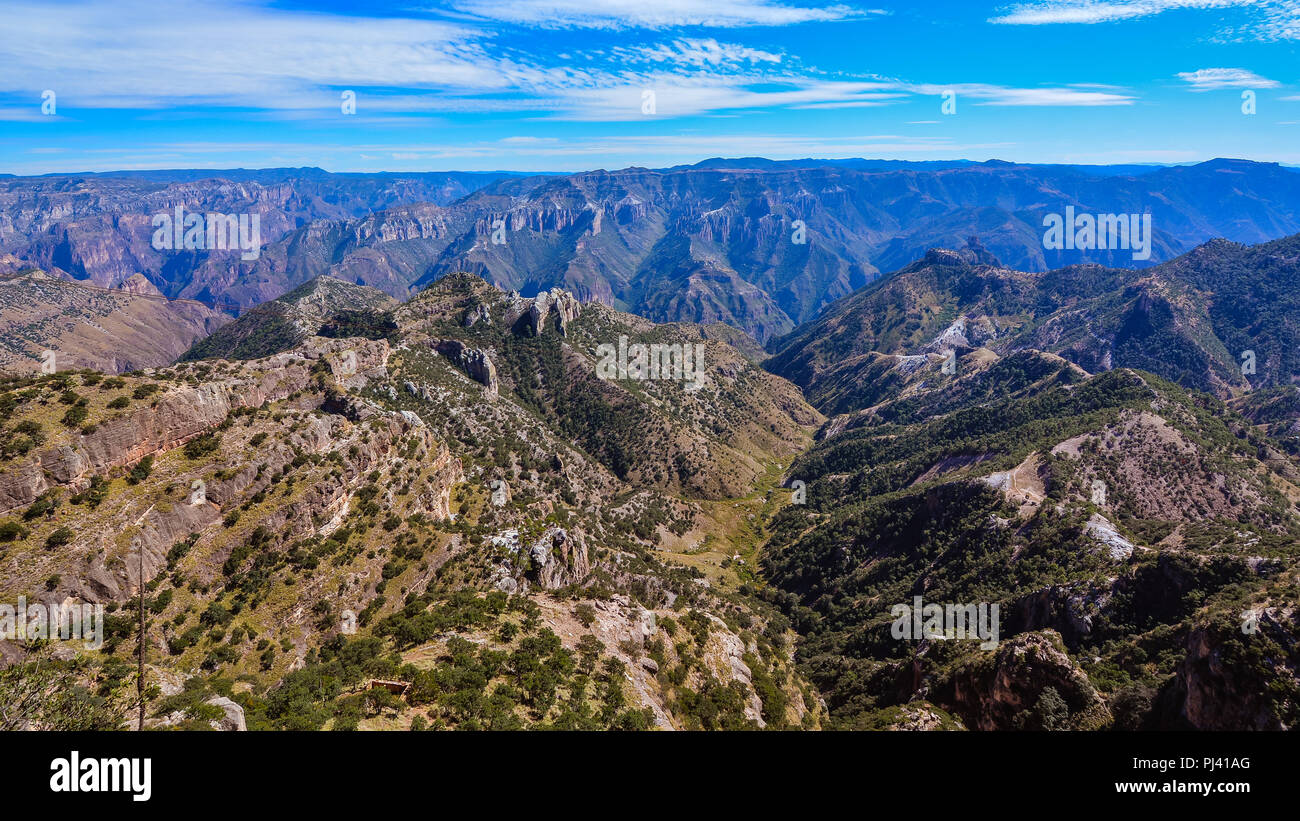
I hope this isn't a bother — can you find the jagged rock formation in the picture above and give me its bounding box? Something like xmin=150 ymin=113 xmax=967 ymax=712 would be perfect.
xmin=529 ymin=527 xmax=589 ymax=589
xmin=527 ymin=288 xmax=582 ymax=336
xmin=432 ymin=339 xmax=498 ymax=396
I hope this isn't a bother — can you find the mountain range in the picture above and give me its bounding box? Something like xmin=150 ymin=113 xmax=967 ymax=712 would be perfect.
xmin=6 ymin=159 xmax=1300 ymax=343
xmin=1 ymin=160 xmax=1299 ymax=732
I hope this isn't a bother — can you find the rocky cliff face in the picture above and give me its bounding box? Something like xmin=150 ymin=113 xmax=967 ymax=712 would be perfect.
xmin=1174 ymin=608 xmax=1299 ymax=730
xmin=931 ymin=632 xmax=1112 ymax=731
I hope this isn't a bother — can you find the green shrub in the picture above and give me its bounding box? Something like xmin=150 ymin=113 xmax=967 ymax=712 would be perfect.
xmin=127 ymin=455 xmax=154 ymax=485
xmin=0 ymin=521 xmax=29 ymax=542
xmin=61 ymin=405 xmax=89 ymax=427
xmin=45 ymin=527 xmax=75 ymax=548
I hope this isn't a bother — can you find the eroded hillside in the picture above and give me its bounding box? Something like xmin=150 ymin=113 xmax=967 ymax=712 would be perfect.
xmin=0 ymin=274 xmax=823 ymax=731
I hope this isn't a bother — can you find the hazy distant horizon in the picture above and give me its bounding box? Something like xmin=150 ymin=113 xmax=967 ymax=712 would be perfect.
xmin=5 ymin=155 xmax=1300 ymax=179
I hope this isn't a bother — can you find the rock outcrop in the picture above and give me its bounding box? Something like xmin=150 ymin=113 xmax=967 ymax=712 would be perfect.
xmin=207 ymin=696 xmax=247 ymax=731
xmin=529 ymin=527 xmax=590 ymax=589
xmin=433 ymin=339 xmax=498 ymax=397
xmin=1174 ymin=608 xmax=1298 ymax=730
xmin=931 ymin=631 xmax=1112 ymax=730
xmin=527 ymin=288 xmax=582 ymax=336
xmin=463 ymin=303 xmax=490 ymax=327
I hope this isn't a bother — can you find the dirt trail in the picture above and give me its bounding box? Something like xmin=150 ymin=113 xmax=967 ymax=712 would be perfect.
xmin=983 ymin=452 xmax=1046 ymax=517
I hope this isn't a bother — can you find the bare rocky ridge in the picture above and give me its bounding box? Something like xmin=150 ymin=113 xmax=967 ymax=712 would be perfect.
xmin=0 ymin=338 xmax=390 ymax=515
xmin=0 ymin=270 xmax=230 ymax=374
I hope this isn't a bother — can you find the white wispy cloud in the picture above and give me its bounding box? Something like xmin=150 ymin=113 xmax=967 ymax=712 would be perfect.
xmin=556 ymin=78 xmax=910 ymax=120
xmin=989 ymin=0 xmax=1300 ymax=40
xmin=0 ymin=0 xmax=500 ymax=109
xmin=990 ymin=0 xmax=1254 ymax=25
xmin=445 ymin=0 xmax=873 ymax=29
xmin=1177 ymin=67 xmax=1280 ymax=89
xmin=546 ymin=80 xmax=1132 ymax=121
xmin=0 ymin=0 xmax=1135 ymax=122
xmin=620 ymin=38 xmax=785 ymax=67
xmin=907 ymin=83 xmax=1136 ymax=106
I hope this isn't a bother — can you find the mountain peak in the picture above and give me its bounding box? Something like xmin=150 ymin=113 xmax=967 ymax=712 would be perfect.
xmin=118 ymin=272 xmax=163 ymax=297
xmin=278 ymin=275 xmax=396 ymax=311
xmin=960 ymin=236 xmax=1003 ymax=267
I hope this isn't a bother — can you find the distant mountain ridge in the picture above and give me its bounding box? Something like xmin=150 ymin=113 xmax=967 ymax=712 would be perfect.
xmin=0 ymin=168 xmax=513 ymax=304
xmin=0 ymin=267 xmax=229 ymax=374
xmin=765 ymin=232 xmax=1300 ymax=413
xmin=4 ymin=159 xmax=1300 ymax=343
xmin=666 ymin=157 xmax=1177 ymax=177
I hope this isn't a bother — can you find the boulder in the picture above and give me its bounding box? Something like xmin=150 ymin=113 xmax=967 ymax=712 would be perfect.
xmin=206 ymin=696 xmax=246 ymax=731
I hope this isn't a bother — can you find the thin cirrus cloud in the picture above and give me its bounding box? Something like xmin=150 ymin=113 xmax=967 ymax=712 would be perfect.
xmin=557 ymin=80 xmax=903 ymax=120
xmin=988 ymin=0 xmax=1300 ymax=40
xmin=547 ymin=80 xmax=1134 ymax=120
xmin=621 ymin=38 xmax=786 ymax=67
xmin=1177 ymin=67 xmax=1281 ymax=89
xmin=990 ymin=0 xmax=1256 ymax=25
xmin=0 ymin=0 xmax=498 ymax=108
xmin=446 ymin=0 xmax=878 ymax=29
xmin=0 ymin=0 xmax=1136 ymax=121
xmin=907 ymin=83 xmax=1136 ymax=106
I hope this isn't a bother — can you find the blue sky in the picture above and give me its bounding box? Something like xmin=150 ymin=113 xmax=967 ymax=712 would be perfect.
xmin=2 ymin=0 xmax=1298 ymax=174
